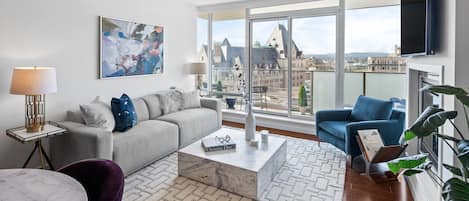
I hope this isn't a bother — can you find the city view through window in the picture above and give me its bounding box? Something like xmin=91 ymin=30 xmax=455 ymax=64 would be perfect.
xmin=197 ymin=5 xmax=407 ymax=118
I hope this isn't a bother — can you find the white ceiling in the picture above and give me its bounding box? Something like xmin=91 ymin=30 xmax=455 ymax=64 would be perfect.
xmin=191 ymin=0 xmax=247 ymax=6
xmin=191 ymin=0 xmax=400 ymax=7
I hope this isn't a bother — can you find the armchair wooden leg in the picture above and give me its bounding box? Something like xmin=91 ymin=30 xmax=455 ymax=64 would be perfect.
xmin=349 ymin=155 xmax=354 ymax=169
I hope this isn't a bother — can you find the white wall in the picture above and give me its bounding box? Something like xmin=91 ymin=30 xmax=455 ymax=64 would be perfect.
xmin=454 ymin=0 xmax=469 ymax=138
xmin=404 ymin=0 xmax=469 ymax=200
xmin=0 ymin=0 xmax=197 ymax=168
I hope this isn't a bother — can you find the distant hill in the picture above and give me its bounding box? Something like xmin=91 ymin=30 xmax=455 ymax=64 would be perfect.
xmin=304 ymin=52 xmax=391 ymax=60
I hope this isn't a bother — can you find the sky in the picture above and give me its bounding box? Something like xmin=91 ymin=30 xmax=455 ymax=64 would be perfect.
xmin=197 ymin=6 xmax=400 ymax=54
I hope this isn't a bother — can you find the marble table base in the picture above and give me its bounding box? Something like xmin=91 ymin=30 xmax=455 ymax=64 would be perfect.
xmin=178 ymin=141 xmax=286 ymax=200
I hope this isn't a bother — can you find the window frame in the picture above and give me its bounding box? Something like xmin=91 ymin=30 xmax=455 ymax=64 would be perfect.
xmin=246 ymin=3 xmax=344 ymax=119
xmin=199 ymin=0 xmax=406 ymax=120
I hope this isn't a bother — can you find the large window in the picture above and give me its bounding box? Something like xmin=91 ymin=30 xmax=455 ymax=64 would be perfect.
xmin=291 ymin=16 xmax=336 ymax=115
xmin=344 ymin=5 xmax=407 ymax=108
xmin=196 ymin=1 xmax=406 ymax=119
xmin=251 ymin=19 xmax=289 ymax=115
xmin=197 ymin=13 xmax=208 ymax=93
xmin=249 ymin=15 xmax=337 ymax=118
xmin=211 ymin=10 xmax=246 ymax=110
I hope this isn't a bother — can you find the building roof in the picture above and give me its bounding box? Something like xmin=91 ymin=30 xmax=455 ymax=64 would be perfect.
xmin=201 ymin=24 xmax=303 ymax=69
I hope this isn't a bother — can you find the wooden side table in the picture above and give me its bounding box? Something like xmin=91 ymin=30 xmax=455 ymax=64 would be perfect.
xmin=6 ymin=122 xmax=67 ymax=170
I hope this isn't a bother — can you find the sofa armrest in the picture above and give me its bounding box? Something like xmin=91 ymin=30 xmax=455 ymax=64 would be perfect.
xmin=200 ymin=98 xmax=222 ymax=128
xmin=315 ymin=109 xmax=352 ymax=124
xmin=50 ymin=121 xmax=113 ymax=168
xmin=345 ymin=120 xmax=402 ymax=157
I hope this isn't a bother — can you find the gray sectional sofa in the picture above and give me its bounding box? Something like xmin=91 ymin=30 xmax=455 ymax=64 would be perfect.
xmin=50 ymin=91 xmax=221 ymax=175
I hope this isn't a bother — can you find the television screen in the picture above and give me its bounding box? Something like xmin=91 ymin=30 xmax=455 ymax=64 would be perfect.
xmin=401 ymin=0 xmax=428 ymax=55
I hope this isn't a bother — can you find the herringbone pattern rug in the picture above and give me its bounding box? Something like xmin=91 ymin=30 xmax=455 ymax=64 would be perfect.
xmin=124 ymin=133 xmax=346 ymax=201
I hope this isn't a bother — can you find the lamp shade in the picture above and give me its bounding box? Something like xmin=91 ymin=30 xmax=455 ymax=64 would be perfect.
xmin=189 ymin=62 xmax=207 ymax=75
xmin=10 ymin=67 xmax=57 ymax=95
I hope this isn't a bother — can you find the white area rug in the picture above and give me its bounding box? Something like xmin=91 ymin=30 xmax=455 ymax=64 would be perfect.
xmin=124 ymin=132 xmax=346 ymax=201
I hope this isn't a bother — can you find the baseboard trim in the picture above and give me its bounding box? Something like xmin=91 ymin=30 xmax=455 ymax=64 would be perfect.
xmin=222 ymin=121 xmax=319 ymax=141
xmin=222 ymin=110 xmax=316 ymax=135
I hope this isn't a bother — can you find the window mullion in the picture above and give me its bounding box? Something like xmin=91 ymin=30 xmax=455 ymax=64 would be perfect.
xmin=207 ymin=13 xmax=213 ymax=95
xmin=287 ymin=17 xmax=293 ymax=117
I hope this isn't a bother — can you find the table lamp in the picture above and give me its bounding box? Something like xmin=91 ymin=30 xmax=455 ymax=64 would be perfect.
xmin=189 ymin=62 xmax=207 ymax=90
xmin=10 ymin=67 xmax=57 ymax=132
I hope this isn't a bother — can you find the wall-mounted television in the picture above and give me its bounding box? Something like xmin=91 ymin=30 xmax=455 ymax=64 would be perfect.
xmin=401 ymin=0 xmax=437 ymax=56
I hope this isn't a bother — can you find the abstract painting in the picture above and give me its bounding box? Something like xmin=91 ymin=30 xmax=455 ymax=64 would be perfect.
xmin=100 ymin=17 xmax=164 ymax=78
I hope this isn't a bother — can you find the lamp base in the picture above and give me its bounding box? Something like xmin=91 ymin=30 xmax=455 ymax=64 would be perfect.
xmin=27 ymin=125 xmax=43 ymax=133
xmin=25 ymin=94 xmax=45 ymax=133
xmin=195 ymin=74 xmax=203 ymax=90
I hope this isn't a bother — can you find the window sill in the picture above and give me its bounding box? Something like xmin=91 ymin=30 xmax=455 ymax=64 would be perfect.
xmin=222 ymin=109 xmax=316 ymax=135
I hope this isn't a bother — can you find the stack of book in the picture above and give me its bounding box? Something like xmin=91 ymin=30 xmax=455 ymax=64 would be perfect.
xmin=201 ymin=137 xmax=236 ymax=152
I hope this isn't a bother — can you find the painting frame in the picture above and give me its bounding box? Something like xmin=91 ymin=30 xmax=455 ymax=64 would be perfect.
xmin=99 ymin=16 xmax=164 ymax=79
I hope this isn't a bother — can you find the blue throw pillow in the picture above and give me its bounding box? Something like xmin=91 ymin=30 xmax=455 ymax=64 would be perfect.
xmin=111 ymin=94 xmax=138 ymax=132
xmin=351 ymin=95 xmax=393 ymax=121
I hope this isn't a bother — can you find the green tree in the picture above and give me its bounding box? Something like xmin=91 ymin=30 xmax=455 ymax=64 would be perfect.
xmin=298 ymin=84 xmax=308 ymax=107
xmin=216 ymin=80 xmax=223 ymax=98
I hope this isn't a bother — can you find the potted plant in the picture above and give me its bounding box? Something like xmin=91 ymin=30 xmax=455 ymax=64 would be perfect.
xmin=298 ymin=84 xmax=308 ymax=115
xmin=216 ymin=80 xmax=223 ymax=98
xmin=387 ymin=85 xmax=469 ymax=200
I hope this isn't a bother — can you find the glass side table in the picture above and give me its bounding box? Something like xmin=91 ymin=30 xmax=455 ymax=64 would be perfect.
xmin=6 ymin=122 xmax=67 ymax=170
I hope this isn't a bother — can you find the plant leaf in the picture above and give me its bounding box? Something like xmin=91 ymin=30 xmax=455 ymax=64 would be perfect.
xmin=404 ymin=130 xmax=417 ymax=141
xmin=387 ymin=154 xmax=428 ymax=174
xmin=443 ymin=164 xmax=469 ymax=178
xmin=442 ymin=178 xmax=469 ymax=201
xmin=422 ymin=85 xmax=468 ymax=96
xmin=405 ymin=106 xmax=444 ymax=140
xmin=437 ymin=134 xmax=462 ymax=143
xmin=402 ymin=169 xmax=424 ymax=176
xmin=421 ymin=111 xmax=458 ymax=135
xmin=456 ymin=95 xmax=469 ymax=108
xmin=457 ymin=140 xmax=469 ymax=168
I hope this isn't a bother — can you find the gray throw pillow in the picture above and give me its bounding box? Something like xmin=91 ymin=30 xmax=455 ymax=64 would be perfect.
xmin=79 ymin=96 xmax=115 ymax=132
xmin=182 ymin=91 xmax=201 ymax=109
xmin=157 ymin=90 xmax=184 ymax=114
xmin=142 ymin=94 xmax=163 ymax=119
xmin=66 ymin=110 xmax=85 ymax=124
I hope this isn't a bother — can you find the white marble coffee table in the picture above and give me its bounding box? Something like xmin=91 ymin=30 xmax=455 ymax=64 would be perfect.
xmin=178 ymin=127 xmax=287 ymax=200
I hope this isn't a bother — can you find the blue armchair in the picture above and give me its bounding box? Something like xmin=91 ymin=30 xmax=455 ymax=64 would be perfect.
xmin=315 ymin=96 xmax=405 ymax=159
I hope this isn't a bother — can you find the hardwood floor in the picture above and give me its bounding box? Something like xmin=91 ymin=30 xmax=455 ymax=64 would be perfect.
xmin=222 ymin=121 xmax=414 ymax=201
xmin=343 ymin=161 xmax=414 ymax=201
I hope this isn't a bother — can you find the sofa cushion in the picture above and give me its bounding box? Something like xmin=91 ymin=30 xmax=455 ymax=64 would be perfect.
xmin=317 ymin=121 xmax=349 ymax=140
xmin=111 ymin=94 xmax=137 ymax=132
xmin=182 ymin=91 xmax=201 ymax=109
xmin=351 ymin=95 xmax=393 ymax=121
xmin=156 ymin=90 xmax=184 ymax=114
xmin=158 ymin=108 xmax=218 ymax=147
xmin=317 ymin=129 xmax=346 ymax=152
xmin=113 ymin=120 xmax=179 ymax=175
xmin=133 ymin=98 xmax=150 ymax=122
xmin=142 ymin=95 xmax=163 ymax=119
xmin=66 ymin=110 xmax=85 ymax=124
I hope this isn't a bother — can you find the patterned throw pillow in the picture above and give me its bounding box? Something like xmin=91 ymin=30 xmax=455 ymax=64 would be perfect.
xmin=111 ymin=94 xmax=138 ymax=132
xmin=157 ymin=90 xmax=184 ymax=114
xmin=79 ymin=96 xmax=115 ymax=132
xmin=182 ymin=91 xmax=201 ymax=109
